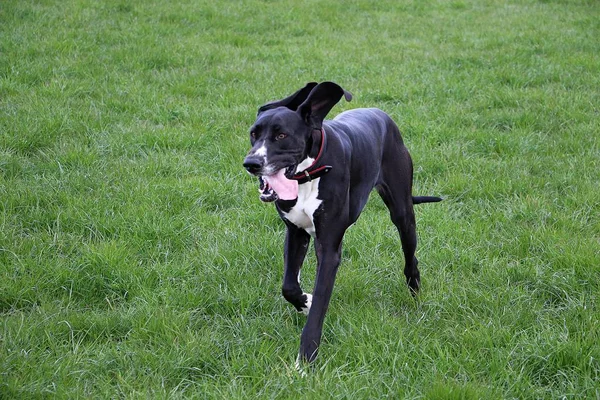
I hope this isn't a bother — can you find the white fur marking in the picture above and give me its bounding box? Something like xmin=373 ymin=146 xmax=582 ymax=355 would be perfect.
xmin=295 ymin=355 xmax=308 ymax=377
xmin=282 ymin=178 xmax=321 ymax=237
xmin=294 ymin=157 xmax=315 ymax=174
xmin=251 ymin=143 xmax=268 ymax=167
xmin=254 ymin=144 xmax=267 ymax=157
xmin=300 ymin=293 xmax=312 ymax=315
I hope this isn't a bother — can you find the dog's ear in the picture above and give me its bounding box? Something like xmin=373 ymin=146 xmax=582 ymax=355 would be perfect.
xmin=298 ymin=82 xmax=352 ymax=128
xmin=257 ymin=82 xmax=318 ymax=116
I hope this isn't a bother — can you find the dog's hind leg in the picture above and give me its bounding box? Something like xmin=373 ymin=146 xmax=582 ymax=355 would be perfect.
xmin=282 ymin=224 xmax=313 ymax=314
xmin=377 ymin=144 xmax=421 ymax=294
xmin=377 ymin=184 xmax=420 ymax=294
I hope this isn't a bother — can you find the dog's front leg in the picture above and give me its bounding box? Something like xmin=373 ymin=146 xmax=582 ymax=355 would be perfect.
xmin=281 ymin=224 xmax=312 ymax=314
xmin=298 ymin=237 xmax=343 ymax=363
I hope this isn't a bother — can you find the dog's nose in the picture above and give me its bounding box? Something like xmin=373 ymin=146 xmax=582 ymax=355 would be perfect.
xmin=243 ymin=156 xmax=263 ymax=174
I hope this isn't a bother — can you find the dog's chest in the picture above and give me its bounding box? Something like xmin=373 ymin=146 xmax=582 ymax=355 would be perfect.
xmin=282 ymin=179 xmax=322 ymax=237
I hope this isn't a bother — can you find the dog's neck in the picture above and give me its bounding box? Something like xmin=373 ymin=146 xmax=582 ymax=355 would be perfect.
xmin=292 ymin=128 xmax=331 ymax=184
xmin=306 ymin=128 xmax=324 ymax=160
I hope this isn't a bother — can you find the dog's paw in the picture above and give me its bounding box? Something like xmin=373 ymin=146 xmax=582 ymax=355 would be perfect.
xmin=295 ymin=355 xmax=308 ymax=378
xmin=299 ymin=293 xmax=312 ymax=315
xmin=407 ymin=277 xmax=420 ymax=296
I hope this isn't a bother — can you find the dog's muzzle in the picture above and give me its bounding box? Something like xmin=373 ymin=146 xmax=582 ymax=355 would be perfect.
xmin=243 ymin=156 xmax=264 ymax=175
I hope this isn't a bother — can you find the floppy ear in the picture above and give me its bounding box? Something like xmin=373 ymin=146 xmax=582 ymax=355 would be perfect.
xmin=257 ymin=82 xmax=318 ymax=116
xmin=297 ymin=81 xmax=352 ymax=128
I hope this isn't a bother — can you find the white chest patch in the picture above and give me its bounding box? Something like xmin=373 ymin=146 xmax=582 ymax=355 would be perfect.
xmin=282 ymin=178 xmax=321 ymax=237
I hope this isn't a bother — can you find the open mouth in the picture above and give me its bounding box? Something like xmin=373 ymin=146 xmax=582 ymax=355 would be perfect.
xmin=258 ymin=165 xmax=299 ymax=202
xmin=262 ymin=163 xmax=296 ymax=177
xmin=284 ymin=165 xmax=296 ymax=179
xmin=259 ymin=177 xmax=278 ymax=202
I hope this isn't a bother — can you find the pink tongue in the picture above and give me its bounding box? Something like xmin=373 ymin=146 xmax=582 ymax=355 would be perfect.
xmin=264 ymin=169 xmax=298 ymax=200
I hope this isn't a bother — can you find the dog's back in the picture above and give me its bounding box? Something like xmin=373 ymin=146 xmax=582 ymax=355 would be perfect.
xmin=324 ymin=108 xmax=412 ymax=217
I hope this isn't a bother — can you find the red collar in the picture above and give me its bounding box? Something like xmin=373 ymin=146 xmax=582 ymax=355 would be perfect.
xmin=291 ymin=128 xmax=332 ymax=184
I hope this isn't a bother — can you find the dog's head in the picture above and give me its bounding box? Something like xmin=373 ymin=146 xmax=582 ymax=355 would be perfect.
xmin=243 ymin=81 xmax=352 ymax=178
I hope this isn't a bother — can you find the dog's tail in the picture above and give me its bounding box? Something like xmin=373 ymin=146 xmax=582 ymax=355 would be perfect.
xmin=412 ymin=196 xmax=443 ymax=204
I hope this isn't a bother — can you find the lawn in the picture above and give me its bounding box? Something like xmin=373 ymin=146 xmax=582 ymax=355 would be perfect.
xmin=1 ymin=0 xmax=599 ymax=398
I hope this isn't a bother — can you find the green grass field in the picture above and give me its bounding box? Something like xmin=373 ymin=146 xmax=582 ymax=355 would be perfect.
xmin=1 ymin=0 xmax=599 ymax=398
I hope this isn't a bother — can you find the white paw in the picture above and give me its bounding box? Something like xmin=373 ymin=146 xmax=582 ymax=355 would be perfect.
xmin=295 ymin=355 xmax=308 ymax=377
xmin=299 ymin=293 xmax=312 ymax=315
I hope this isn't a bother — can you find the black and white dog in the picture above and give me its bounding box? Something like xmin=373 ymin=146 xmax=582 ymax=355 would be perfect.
xmin=243 ymin=82 xmax=441 ymax=365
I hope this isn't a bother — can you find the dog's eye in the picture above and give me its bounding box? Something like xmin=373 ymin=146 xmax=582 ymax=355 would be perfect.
xmin=276 ymin=133 xmax=287 ymax=141
xmin=250 ymin=132 xmax=256 ymax=139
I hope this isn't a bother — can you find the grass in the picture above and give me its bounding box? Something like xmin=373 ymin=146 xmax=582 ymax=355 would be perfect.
xmin=1 ymin=0 xmax=599 ymax=398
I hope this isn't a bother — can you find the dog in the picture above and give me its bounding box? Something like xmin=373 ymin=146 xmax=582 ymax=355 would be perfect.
xmin=243 ymin=82 xmax=441 ymax=365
